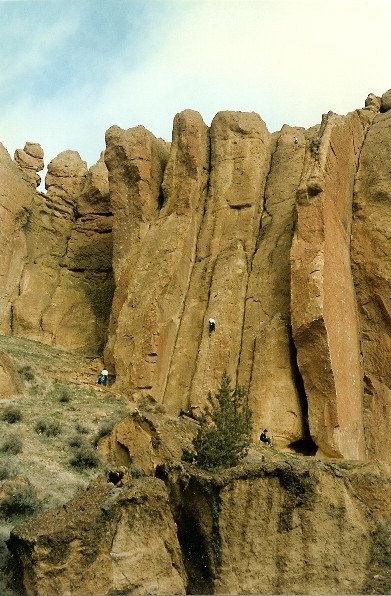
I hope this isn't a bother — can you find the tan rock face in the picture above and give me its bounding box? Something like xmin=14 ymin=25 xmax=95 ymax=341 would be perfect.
xmin=104 ymin=124 xmax=169 ymax=371
xmin=237 ymin=125 xmax=307 ymax=447
xmin=98 ymin=405 xmax=198 ymax=475
xmin=9 ymin=477 xmax=186 ymax=596
xmin=3 ymin=147 xmax=113 ymax=356
xmin=14 ymin=142 xmax=44 ymax=187
xmin=0 ymin=143 xmax=34 ymax=334
xmin=351 ymin=110 xmax=391 ymax=463
xmin=4 ymin=91 xmax=391 ymax=462
xmin=380 ymin=88 xmax=391 ymax=112
xmin=291 ymin=111 xmax=366 ymax=459
xmin=170 ymin=459 xmax=391 ymax=595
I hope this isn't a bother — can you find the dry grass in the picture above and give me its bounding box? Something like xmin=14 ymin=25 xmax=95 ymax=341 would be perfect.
xmin=0 ymin=335 xmax=127 ymax=526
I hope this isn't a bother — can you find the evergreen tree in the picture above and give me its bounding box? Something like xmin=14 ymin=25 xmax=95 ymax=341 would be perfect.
xmin=189 ymin=372 xmax=252 ymax=471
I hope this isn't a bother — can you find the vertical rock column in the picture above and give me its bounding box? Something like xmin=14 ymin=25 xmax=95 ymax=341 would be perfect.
xmin=107 ymin=112 xmax=209 ymax=398
xmin=351 ymin=94 xmax=391 ymax=462
xmin=41 ymin=154 xmax=114 ymax=355
xmin=237 ymin=125 xmax=307 ymax=447
xmin=0 ymin=143 xmax=35 ymax=334
xmin=104 ymin=125 xmax=169 ymax=384
xmin=12 ymin=151 xmax=88 ymax=342
xmin=291 ymin=112 xmax=365 ymax=459
xmin=184 ymin=112 xmax=271 ymax=408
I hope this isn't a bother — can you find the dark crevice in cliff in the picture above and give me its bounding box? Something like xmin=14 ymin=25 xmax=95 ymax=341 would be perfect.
xmin=287 ymin=322 xmax=315 ymax=453
xmin=156 ymin=470 xmax=218 ymax=596
xmin=177 ymin=507 xmax=214 ymax=595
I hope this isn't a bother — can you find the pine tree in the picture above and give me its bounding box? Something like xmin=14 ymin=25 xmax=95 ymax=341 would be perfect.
xmin=190 ymin=372 xmax=252 ymax=471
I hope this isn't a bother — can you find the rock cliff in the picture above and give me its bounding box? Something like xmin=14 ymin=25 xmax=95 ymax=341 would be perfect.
xmin=2 ymin=91 xmax=391 ymax=458
xmin=3 ymin=90 xmax=391 ymax=595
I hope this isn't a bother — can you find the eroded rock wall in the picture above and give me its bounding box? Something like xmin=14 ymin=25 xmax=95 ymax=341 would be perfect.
xmin=351 ymin=108 xmax=391 ymax=462
xmin=171 ymin=459 xmax=391 ymax=595
xmin=3 ymin=91 xmax=391 ymax=461
xmin=0 ymin=144 xmax=34 ymax=334
xmin=9 ymin=477 xmax=186 ymax=596
xmin=10 ymin=454 xmax=391 ymax=596
xmin=2 ymin=147 xmax=113 ymax=356
xmin=104 ymin=98 xmax=391 ymax=458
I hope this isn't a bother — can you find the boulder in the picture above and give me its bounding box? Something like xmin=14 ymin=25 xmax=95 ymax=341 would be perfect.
xmin=380 ymin=89 xmax=391 ymax=112
xmin=14 ymin=142 xmax=44 ymax=187
xmin=0 ymin=350 xmax=21 ymax=398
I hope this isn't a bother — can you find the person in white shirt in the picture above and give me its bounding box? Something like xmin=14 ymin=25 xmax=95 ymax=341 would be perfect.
xmin=98 ymin=368 xmax=109 ymax=386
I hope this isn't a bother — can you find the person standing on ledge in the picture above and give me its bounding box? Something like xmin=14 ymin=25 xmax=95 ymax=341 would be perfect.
xmin=208 ymin=317 xmax=216 ymax=334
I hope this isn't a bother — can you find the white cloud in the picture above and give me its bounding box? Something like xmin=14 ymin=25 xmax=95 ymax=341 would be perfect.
xmin=0 ymin=11 xmax=80 ymax=87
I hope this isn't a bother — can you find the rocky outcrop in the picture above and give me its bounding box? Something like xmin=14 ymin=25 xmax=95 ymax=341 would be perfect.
xmin=14 ymin=143 xmax=44 ymax=188
xmin=41 ymin=152 xmax=113 ymax=355
xmin=0 ymin=350 xmax=21 ymax=398
xmin=237 ymin=125 xmax=307 ymax=448
xmin=9 ymin=477 xmax=186 ymax=596
xmin=104 ymin=124 xmax=169 ymax=372
xmin=98 ymin=403 xmax=198 ymax=475
xmin=4 ymin=90 xmax=391 ymax=461
xmin=3 ymin=149 xmax=113 ymax=356
xmin=9 ymin=452 xmax=391 ymax=596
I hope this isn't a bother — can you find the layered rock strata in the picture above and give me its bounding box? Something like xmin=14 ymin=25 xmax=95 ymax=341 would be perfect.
xmin=14 ymin=142 xmax=44 ymax=188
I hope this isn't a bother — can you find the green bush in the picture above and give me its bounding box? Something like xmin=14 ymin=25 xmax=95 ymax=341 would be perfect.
xmin=34 ymin=419 xmax=62 ymax=437
xmin=1 ymin=434 xmax=23 ymax=455
xmin=187 ymin=372 xmax=252 ymax=471
xmin=18 ymin=365 xmax=35 ymax=382
xmin=58 ymin=388 xmax=71 ymax=403
xmin=1 ymin=406 xmax=22 ymax=424
xmin=0 ymin=459 xmax=17 ymax=481
xmin=34 ymin=420 xmax=47 ymax=434
xmin=70 ymin=445 xmax=100 ymax=469
xmin=75 ymin=423 xmax=89 ymax=435
xmin=0 ymin=481 xmax=40 ymax=517
xmin=68 ymin=434 xmax=87 ymax=448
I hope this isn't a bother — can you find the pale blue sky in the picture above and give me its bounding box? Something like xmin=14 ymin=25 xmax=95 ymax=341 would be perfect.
xmin=2 ymin=0 xmax=391 ymax=179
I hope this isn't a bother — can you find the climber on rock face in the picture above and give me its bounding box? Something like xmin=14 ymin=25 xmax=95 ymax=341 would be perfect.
xmin=260 ymin=429 xmax=272 ymax=447
xmin=208 ymin=318 xmax=216 ymax=334
xmin=293 ymin=136 xmax=299 ymax=145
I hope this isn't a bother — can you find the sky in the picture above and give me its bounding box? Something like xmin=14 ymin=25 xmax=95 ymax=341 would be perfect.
xmin=2 ymin=0 xmax=391 ymax=186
